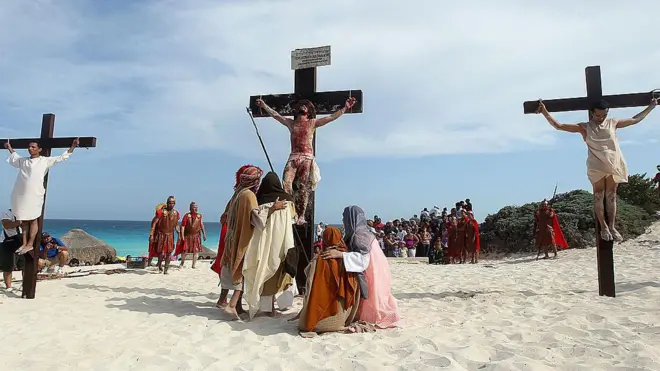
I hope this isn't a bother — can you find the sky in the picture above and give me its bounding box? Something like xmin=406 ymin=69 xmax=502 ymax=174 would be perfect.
xmin=1 ymin=0 xmax=659 ymax=224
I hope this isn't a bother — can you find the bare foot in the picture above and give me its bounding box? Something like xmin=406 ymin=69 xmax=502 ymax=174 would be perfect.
xmin=216 ymin=301 xmax=227 ymax=309
xmin=16 ymin=246 xmax=32 ymax=255
xmin=600 ymin=227 xmax=613 ymax=241
xmin=220 ymin=306 xmax=241 ymax=321
xmin=610 ymin=228 xmax=622 ymax=241
xmin=158 ymin=266 xmax=163 ymax=272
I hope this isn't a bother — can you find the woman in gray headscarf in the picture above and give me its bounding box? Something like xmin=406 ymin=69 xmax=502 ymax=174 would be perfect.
xmin=321 ymin=205 xmax=403 ymax=329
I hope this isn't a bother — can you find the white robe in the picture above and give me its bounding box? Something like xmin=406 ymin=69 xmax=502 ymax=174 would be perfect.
xmin=7 ymin=151 xmax=71 ymax=220
xmin=242 ymin=201 xmax=295 ymax=320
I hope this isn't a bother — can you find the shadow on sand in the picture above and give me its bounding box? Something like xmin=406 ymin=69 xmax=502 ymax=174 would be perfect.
xmin=66 ymin=282 xmax=301 ymax=336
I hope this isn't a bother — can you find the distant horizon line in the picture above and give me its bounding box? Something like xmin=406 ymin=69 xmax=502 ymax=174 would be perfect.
xmin=44 ymin=218 xmax=334 ymax=225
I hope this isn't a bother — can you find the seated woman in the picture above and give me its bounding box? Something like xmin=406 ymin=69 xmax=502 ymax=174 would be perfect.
xmin=321 ymin=205 xmax=403 ymax=330
xmin=298 ymin=226 xmax=360 ymax=333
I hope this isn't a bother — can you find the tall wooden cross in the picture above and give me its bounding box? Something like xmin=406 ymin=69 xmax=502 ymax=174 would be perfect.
xmin=523 ymin=65 xmax=655 ymax=297
xmin=0 ymin=113 xmax=96 ymax=299
xmin=248 ymin=46 xmax=363 ymax=291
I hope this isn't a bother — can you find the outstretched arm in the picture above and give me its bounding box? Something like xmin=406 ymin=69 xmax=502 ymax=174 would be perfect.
xmin=47 ymin=138 xmax=79 ymax=168
xmin=5 ymin=140 xmax=20 ymax=168
xmin=315 ymin=97 xmax=357 ymax=127
xmin=256 ymin=99 xmax=294 ymax=128
xmin=616 ymin=99 xmax=657 ymax=129
xmin=538 ymin=102 xmax=585 ymax=134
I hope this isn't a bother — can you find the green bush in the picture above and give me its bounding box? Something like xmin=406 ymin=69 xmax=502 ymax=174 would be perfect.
xmin=617 ymin=173 xmax=660 ymax=214
xmin=479 ymin=189 xmax=656 ymax=254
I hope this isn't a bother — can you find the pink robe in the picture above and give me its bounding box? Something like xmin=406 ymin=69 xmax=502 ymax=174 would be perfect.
xmin=345 ymin=239 xmax=403 ymax=329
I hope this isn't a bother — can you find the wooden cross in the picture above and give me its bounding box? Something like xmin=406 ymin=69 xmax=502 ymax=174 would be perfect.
xmin=0 ymin=113 xmax=96 ymax=299
xmin=248 ymin=58 xmax=363 ymax=292
xmin=523 ymin=65 xmax=656 ymax=298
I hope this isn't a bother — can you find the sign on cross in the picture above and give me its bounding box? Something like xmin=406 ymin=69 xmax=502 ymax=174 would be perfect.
xmin=0 ymin=113 xmax=96 ymax=299
xmin=523 ymin=65 xmax=657 ymax=297
xmin=248 ymin=46 xmax=363 ymax=292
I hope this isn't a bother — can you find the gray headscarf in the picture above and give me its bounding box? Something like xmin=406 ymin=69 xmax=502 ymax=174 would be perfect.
xmin=342 ymin=205 xmax=375 ymax=300
xmin=343 ymin=205 xmax=376 ymax=254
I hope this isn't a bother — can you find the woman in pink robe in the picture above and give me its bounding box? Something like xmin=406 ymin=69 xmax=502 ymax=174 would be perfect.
xmin=322 ymin=205 xmax=403 ymax=329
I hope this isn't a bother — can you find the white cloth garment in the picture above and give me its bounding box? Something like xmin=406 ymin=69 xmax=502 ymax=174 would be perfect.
xmin=343 ymin=250 xmax=371 ymax=273
xmin=7 ymin=151 xmax=71 ymax=220
xmin=0 ymin=209 xmax=20 ymax=243
xmin=242 ymin=201 xmax=295 ymax=320
xmin=578 ymin=118 xmax=628 ymax=184
xmin=259 ymin=283 xmax=299 ymax=312
xmin=219 ymin=208 xmax=269 ymax=291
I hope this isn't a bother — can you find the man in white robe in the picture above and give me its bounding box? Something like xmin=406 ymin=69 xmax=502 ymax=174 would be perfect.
xmin=4 ymin=138 xmax=79 ymax=254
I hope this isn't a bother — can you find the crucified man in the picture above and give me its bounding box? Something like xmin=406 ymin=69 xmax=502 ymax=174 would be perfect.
xmin=5 ymin=138 xmax=79 ymax=255
xmin=256 ymin=97 xmax=358 ymax=225
xmin=537 ymin=97 xmax=658 ymax=241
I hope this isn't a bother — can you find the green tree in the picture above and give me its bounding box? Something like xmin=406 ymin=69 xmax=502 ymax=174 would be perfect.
xmin=479 ymin=190 xmax=655 ymax=254
xmin=617 ymin=173 xmax=660 ymax=214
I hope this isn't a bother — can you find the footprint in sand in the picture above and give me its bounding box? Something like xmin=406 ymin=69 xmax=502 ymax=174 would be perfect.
xmin=422 ymin=356 xmax=452 ymax=367
xmin=585 ymin=313 xmax=605 ymax=323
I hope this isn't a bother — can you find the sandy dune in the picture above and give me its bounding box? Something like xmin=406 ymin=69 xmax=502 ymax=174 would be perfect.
xmin=1 ymin=224 xmax=659 ymax=371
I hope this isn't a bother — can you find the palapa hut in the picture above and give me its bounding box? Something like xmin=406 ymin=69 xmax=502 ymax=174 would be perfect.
xmin=183 ymin=245 xmax=217 ymax=260
xmin=60 ymin=229 xmax=117 ymax=265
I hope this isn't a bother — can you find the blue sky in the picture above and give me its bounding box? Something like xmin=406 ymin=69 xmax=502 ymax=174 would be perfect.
xmin=1 ymin=1 xmax=659 ymax=224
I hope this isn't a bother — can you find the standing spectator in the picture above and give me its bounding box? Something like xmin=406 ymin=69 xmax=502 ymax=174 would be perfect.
xmin=420 ymin=227 xmax=432 ymax=258
xmin=465 ymin=199 xmax=473 ymax=212
xmin=316 ymin=222 xmax=325 ymax=242
xmin=654 ymin=165 xmax=660 ymax=196
xmin=1 ymin=209 xmax=22 ymax=291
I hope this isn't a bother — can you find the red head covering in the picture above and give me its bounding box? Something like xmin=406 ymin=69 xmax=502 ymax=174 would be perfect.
xmin=234 ymin=164 xmax=263 ymax=191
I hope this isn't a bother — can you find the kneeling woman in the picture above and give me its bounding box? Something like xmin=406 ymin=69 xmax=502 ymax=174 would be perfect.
xmin=313 ymin=205 xmax=403 ymax=330
xmin=298 ymin=226 xmax=360 ymax=333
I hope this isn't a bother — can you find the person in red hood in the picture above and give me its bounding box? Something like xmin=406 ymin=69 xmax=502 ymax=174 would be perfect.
xmin=533 ymin=199 xmax=568 ymax=259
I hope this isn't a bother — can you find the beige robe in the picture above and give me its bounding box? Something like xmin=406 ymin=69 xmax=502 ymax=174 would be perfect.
xmin=242 ymin=201 xmax=295 ymax=320
xmin=579 ymin=118 xmax=628 ymax=184
xmin=220 ymin=189 xmax=258 ymax=289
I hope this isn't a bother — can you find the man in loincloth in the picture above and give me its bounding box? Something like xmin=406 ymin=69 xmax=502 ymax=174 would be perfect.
xmin=256 ymin=97 xmax=358 ymax=225
xmin=179 ymin=202 xmax=206 ymax=269
xmin=537 ymin=97 xmax=658 ymax=241
xmin=533 ymin=199 xmax=568 ymax=259
xmin=219 ymin=165 xmax=286 ymax=320
xmin=5 ymin=138 xmax=79 ymax=256
xmin=148 ymin=196 xmax=180 ymax=274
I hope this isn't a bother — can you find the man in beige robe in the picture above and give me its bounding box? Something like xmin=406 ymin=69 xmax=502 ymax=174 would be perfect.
xmin=537 ymin=97 xmax=657 ymax=241
xmin=219 ymin=165 xmax=285 ymax=321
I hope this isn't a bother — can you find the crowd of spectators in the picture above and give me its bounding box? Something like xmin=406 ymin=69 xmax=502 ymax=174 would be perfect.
xmin=365 ymin=199 xmax=474 ymax=264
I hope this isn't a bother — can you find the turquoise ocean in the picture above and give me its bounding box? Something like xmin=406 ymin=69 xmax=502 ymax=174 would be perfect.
xmin=43 ymin=219 xmax=222 ymax=257
xmin=43 ymin=219 xmax=333 ymax=257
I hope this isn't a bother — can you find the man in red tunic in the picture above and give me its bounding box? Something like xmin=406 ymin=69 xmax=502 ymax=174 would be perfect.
xmin=533 ymin=199 xmax=568 ymax=260
xmin=465 ymin=211 xmax=480 ymax=264
xmin=178 ymin=202 xmax=207 ymax=269
xmin=149 ymin=196 xmax=181 ymax=274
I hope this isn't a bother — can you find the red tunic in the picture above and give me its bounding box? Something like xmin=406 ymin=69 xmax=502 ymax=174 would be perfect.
xmin=180 ymin=212 xmax=203 ymax=254
xmin=154 ymin=209 xmax=180 ymax=254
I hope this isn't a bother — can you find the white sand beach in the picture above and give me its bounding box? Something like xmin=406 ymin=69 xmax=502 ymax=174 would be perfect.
xmin=2 ymin=224 xmax=660 ymax=371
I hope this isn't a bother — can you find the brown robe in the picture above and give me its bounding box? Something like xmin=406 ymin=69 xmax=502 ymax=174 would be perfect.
xmin=447 ymin=225 xmax=458 ymax=258
xmin=182 ymin=212 xmax=203 ymax=253
xmin=221 ymin=188 xmax=258 ymax=285
xmin=534 ymin=209 xmax=556 ymax=248
xmin=155 ymin=209 xmax=179 ymax=254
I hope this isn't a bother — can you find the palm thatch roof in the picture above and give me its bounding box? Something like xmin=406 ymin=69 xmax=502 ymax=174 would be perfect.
xmin=60 ymin=229 xmax=117 ymax=265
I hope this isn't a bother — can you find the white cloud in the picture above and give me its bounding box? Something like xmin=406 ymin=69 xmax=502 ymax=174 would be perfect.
xmin=1 ymin=0 xmax=659 ymax=161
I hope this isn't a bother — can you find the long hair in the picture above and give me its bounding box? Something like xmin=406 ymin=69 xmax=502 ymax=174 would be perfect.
xmin=294 ymin=99 xmax=316 ymax=119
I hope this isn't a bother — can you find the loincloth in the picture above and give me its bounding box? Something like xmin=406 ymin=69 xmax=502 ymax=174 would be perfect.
xmin=286 ymin=152 xmax=321 ymax=190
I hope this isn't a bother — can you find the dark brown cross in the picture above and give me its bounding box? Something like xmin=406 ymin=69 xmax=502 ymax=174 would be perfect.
xmin=524 ymin=65 xmax=656 ymax=297
xmin=249 ymin=67 xmax=363 ymax=292
xmin=0 ymin=113 xmax=96 ymax=299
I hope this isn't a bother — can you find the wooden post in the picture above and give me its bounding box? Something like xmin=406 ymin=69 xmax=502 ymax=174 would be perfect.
xmin=0 ymin=113 xmax=96 ymax=298
xmin=248 ymin=50 xmax=363 ymax=291
xmin=524 ymin=66 xmax=656 ymax=297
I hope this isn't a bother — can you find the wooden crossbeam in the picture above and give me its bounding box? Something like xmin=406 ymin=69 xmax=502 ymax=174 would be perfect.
xmin=523 ymin=92 xmax=654 ymax=114
xmin=249 ymin=90 xmax=363 ymax=117
xmin=0 ymin=137 xmax=96 ymax=149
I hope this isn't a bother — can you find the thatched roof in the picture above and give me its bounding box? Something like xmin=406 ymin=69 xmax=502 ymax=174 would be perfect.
xmin=181 ymin=245 xmax=217 ymax=260
xmin=60 ymin=229 xmax=117 ymax=265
